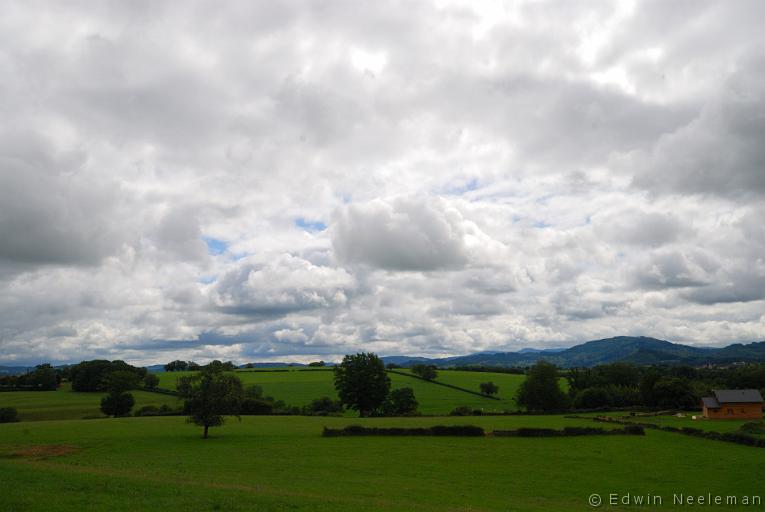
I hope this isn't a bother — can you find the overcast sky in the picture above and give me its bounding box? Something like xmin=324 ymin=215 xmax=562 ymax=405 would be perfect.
xmin=1 ymin=1 xmax=764 ymax=365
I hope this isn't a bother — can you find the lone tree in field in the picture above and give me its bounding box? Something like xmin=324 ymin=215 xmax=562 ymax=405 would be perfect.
xmin=334 ymin=352 xmax=390 ymax=417
xmin=411 ymin=364 xmax=438 ymax=381
xmin=479 ymin=381 xmax=499 ymax=396
xmin=178 ymin=365 xmax=244 ymax=438
xmin=100 ymin=370 xmax=140 ymax=417
xmin=516 ymin=361 xmax=569 ymax=411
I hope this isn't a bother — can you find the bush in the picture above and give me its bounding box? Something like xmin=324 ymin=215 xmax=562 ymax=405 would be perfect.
xmin=620 ymin=425 xmax=646 ymax=436
xmin=322 ymin=425 xmax=484 ymax=437
xmin=738 ymin=422 xmax=765 ymax=435
xmin=241 ymin=398 xmax=275 ymax=415
xmin=450 ymin=405 xmax=474 ymax=416
xmin=479 ymin=381 xmax=499 ymax=396
xmin=0 ymin=407 xmax=18 ymax=423
xmin=134 ymin=405 xmax=159 ymax=416
xmin=305 ymin=396 xmax=343 ymax=416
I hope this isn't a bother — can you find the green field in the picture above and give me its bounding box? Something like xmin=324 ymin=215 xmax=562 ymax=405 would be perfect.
xmin=0 ymin=383 xmax=181 ymax=421
xmin=1 ymin=414 xmax=763 ymax=511
xmin=157 ymin=369 xmax=519 ymax=414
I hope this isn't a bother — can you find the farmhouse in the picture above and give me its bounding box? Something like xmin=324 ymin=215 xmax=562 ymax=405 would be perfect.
xmin=701 ymin=390 xmax=764 ymax=419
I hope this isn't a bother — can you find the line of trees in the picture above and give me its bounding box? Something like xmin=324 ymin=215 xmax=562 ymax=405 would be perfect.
xmin=0 ymin=364 xmax=59 ymax=391
xmin=515 ymin=360 xmax=765 ymax=411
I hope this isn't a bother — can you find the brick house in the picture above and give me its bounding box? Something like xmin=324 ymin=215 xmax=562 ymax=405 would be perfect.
xmin=701 ymin=389 xmax=764 ymax=419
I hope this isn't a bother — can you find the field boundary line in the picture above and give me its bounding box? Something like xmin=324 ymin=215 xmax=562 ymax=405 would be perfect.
xmin=386 ymin=369 xmax=501 ymax=401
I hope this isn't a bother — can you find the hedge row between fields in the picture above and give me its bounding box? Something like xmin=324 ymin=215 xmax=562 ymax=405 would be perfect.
xmin=590 ymin=416 xmax=765 ymax=448
xmin=322 ymin=425 xmax=486 ymax=437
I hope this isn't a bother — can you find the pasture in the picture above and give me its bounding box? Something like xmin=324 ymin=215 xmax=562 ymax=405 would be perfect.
xmin=0 ymin=383 xmax=181 ymax=421
xmin=1 ymin=414 xmax=763 ymax=511
xmin=156 ymin=368 xmax=518 ymax=414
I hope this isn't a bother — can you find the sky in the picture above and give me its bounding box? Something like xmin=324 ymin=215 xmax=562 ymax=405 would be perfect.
xmin=1 ymin=0 xmax=764 ymax=366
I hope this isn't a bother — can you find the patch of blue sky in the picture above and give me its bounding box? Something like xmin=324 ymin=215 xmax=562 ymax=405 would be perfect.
xmin=443 ymin=177 xmax=479 ymax=196
xmin=202 ymin=236 xmax=228 ymax=255
xmin=295 ymin=217 xmax=327 ymax=232
xmin=198 ymin=275 xmax=217 ymax=284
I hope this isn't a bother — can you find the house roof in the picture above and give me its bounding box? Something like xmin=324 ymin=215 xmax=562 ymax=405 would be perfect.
xmin=701 ymin=396 xmax=720 ymax=409
xmin=713 ymin=389 xmax=764 ymax=404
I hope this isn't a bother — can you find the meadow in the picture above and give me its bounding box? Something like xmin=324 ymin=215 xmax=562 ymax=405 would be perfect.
xmin=1 ymin=414 xmax=764 ymax=511
xmin=156 ymin=368 xmax=519 ymax=414
xmin=0 ymin=383 xmax=181 ymax=421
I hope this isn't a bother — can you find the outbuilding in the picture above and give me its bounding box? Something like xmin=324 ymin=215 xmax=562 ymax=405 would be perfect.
xmin=701 ymin=389 xmax=763 ymax=419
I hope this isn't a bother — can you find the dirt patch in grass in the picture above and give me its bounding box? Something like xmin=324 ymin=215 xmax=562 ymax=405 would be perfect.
xmin=7 ymin=444 xmax=80 ymax=459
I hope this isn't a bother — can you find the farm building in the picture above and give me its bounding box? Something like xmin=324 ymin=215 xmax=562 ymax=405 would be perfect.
xmin=701 ymin=390 xmax=764 ymax=419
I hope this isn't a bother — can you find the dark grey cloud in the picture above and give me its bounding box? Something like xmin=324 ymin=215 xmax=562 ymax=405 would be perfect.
xmin=0 ymin=130 xmax=120 ymax=268
xmin=630 ymin=52 xmax=765 ymax=197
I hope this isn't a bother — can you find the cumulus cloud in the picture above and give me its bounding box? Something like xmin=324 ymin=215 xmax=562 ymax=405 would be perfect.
xmin=331 ymin=196 xmax=471 ymax=271
xmin=594 ymin=209 xmax=686 ymax=247
xmin=210 ymin=254 xmax=355 ymax=316
xmin=1 ymin=1 xmax=765 ymax=364
xmin=628 ymin=52 xmax=765 ymax=197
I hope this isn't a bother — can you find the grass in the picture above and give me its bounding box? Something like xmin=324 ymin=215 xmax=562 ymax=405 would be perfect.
xmin=0 ymin=383 xmax=181 ymax=421
xmin=1 ymin=414 xmax=763 ymax=511
xmin=606 ymin=411 xmax=765 ymax=434
xmin=157 ymin=369 xmax=520 ymax=414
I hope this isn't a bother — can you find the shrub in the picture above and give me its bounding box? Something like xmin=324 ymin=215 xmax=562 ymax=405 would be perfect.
xmin=450 ymin=405 xmax=474 ymax=416
xmin=0 ymin=407 xmax=18 ymax=423
xmin=620 ymin=425 xmax=646 ymax=436
xmin=322 ymin=425 xmax=484 ymax=437
xmin=305 ymin=396 xmax=343 ymax=416
xmin=738 ymin=422 xmax=765 ymax=435
xmin=134 ymin=405 xmax=159 ymax=416
xmin=479 ymin=381 xmax=499 ymax=396
xmin=514 ymin=428 xmax=560 ymax=437
xmin=241 ymin=398 xmax=274 ymax=415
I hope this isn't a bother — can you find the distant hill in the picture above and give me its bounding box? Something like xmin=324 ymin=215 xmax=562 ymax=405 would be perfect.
xmin=5 ymin=337 xmax=765 ymax=374
xmin=381 ymin=336 xmax=765 ymax=368
xmin=0 ymin=366 xmax=32 ymax=376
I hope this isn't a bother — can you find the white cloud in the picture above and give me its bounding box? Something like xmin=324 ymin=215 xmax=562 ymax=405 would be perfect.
xmin=1 ymin=1 xmax=764 ymax=364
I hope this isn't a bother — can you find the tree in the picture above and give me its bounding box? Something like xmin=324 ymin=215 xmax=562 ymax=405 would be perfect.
xmin=70 ymin=360 xmax=145 ymax=391
xmin=516 ymin=361 xmax=569 ymax=411
xmin=308 ymin=361 xmax=326 ymax=367
xmin=383 ymin=387 xmax=418 ymax=416
xmin=411 ymin=364 xmax=438 ymax=381
xmin=143 ymin=373 xmax=160 ymax=389
xmin=178 ymin=365 xmax=245 ymax=438
xmin=28 ymin=364 xmax=58 ymax=390
xmin=99 ymin=370 xmax=140 ymax=418
xmin=100 ymin=392 xmax=135 ymax=417
xmin=652 ymin=377 xmax=697 ymax=409
xmin=164 ymin=360 xmax=188 ymax=372
xmin=479 ymin=381 xmax=499 ymax=396
xmin=333 ymin=352 xmax=390 ymax=417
